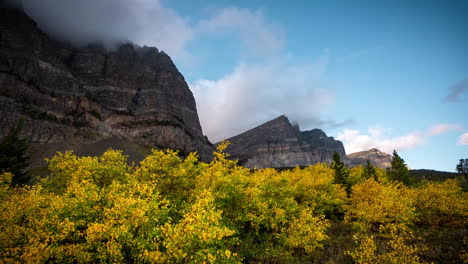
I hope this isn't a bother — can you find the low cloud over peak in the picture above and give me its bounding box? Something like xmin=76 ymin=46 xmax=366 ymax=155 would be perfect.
xmin=338 ymin=123 xmax=466 ymax=154
xmin=10 ymin=1 xmax=343 ymax=143
xmin=190 ymin=60 xmax=341 ymax=142
xmin=337 ymin=129 xmax=424 ymax=154
xmin=18 ymin=0 xmax=193 ymax=57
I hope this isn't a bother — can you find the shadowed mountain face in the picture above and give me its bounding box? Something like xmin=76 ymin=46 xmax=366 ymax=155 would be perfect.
xmin=221 ymin=115 xmax=347 ymax=169
xmin=347 ymin=148 xmax=393 ymax=168
xmin=0 ymin=6 xmax=214 ymax=166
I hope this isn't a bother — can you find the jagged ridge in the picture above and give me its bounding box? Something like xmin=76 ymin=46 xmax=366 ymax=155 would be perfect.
xmin=0 ymin=6 xmax=214 ymax=167
xmin=221 ymin=115 xmax=347 ymax=169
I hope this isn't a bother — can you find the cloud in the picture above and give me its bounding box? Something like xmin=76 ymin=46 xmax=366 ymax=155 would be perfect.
xmin=20 ymin=0 xmax=193 ymax=58
xmin=429 ymin=124 xmax=463 ymax=135
xmin=367 ymin=125 xmax=389 ymax=138
xmin=189 ymin=8 xmax=343 ymax=142
xmin=17 ymin=3 xmax=284 ymax=62
xmin=197 ymin=7 xmax=285 ymax=57
xmin=16 ymin=1 xmax=342 ymax=142
xmin=337 ymin=129 xmax=424 ymax=154
xmin=191 ymin=60 xmax=338 ymax=142
xmin=339 ymin=123 xmax=466 ymax=154
xmin=18 ymin=2 xmax=285 ymax=61
xmin=458 ymin=133 xmax=468 ymax=145
xmin=443 ymin=78 xmax=468 ymax=103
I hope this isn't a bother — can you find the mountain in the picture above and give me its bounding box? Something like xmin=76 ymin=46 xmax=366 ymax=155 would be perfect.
xmin=221 ymin=115 xmax=347 ymax=169
xmin=0 ymin=6 xmax=214 ymax=167
xmin=347 ymin=148 xmax=393 ymax=168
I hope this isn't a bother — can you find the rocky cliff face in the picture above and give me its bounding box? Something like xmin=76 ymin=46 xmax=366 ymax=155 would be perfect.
xmin=347 ymin=148 xmax=392 ymax=168
xmin=0 ymin=6 xmax=214 ymax=165
xmin=222 ymin=115 xmax=347 ymax=169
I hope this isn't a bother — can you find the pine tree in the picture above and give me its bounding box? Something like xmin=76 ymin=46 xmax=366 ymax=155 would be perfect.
xmin=330 ymin=152 xmax=348 ymax=186
xmin=386 ymin=150 xmax=411 ymax=185
xmin=0 ymin=119 xmax=31 ymax=185
xmin=456 ymin=159 xmax=467 ymax=177
xmin=363 ymin=160 xmax=377 ymax=181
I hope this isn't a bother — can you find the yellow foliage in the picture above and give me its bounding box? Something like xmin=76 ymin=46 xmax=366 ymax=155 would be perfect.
xmin=346 ymin=179 xmax=426 ymax=263
xmin=285 ymin=208 xmax=330 ymax=253
xmin=0 ymin=172 xmax=13 ymax=199
xmin=160 ymin=191 xmax=239 ymax=263
xmin=349 ymin=227 xmax=423 ymax=264
xmin=285 ymin=164 xmax=347 ymax=217
xmin=346 ymin=178 xmax=416 ymax=230
xmin=0 ymin=147 xmax=464 ymax=263
xmin=412 ymin=179 xmax=468 ymax=227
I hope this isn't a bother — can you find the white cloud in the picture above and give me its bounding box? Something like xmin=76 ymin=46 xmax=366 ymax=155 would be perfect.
xmin=189 ymin=8 xmax=344 ymax=142
xmin=191 ymin=60 xmax=336 ymax=142
xmin=429 ymin=124 xmax=463 ymax=135
xmin=20 ymin=1 xmax=341 ymax=143
xmin=197 ymin=7 xmax=285 ymax=57
xmin=368 ymin=125 xmax=388 ymax=138
xmin=22 ymin=0 xmax=193 ymax=59
xmin=21 ymin=3 xmax=285 ymax=63
xmin=337 ymin=129 xmax=424 ymax=154
xmin=339 ymin=123 xmax=467 ymax=154
xmin=458 ymin=133 xmax=468 ymax=145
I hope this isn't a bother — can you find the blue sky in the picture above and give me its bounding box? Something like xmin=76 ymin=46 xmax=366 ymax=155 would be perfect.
xmin=23 ymin=0 xmax=468 ymax=171
xmin=165 ymin=0 xmax=467 ymax=171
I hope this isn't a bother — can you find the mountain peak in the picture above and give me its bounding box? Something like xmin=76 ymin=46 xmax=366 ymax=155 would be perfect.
xmin=263 ymin=115 xmax=290 ymax=126
xmin=347 ymin=148 xmax=393 ymax=168
xmin=221 ymin=115 xmax=347 ymax=168
xmin=0 ymin=6 xmax=214 ymax=169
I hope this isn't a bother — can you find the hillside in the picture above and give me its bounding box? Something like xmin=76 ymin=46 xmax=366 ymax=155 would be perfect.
xmin=0 ymin=5 xmax=214 ymax=167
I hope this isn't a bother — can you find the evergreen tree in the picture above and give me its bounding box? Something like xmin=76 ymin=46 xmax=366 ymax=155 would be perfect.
xmin=0 ymin=119 xmax=31 ymax=185
xmin=330 ymin=152 xmax=348 ymax=186
xmin=363 ymin=160 xmax=377 ymax=181
xmin=456 ymin=158 xmax=467 ymax=177
xmin=386 ymin=150 xmax=411 ymax=185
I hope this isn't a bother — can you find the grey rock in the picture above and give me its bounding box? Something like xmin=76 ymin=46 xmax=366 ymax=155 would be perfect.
xmin=0 ymin=6 xmax=214 ymax=167
xmin=347 ymin=148 xmax=392 ymax=168
xmin=221 ymin=115 xmax=347 ymax=169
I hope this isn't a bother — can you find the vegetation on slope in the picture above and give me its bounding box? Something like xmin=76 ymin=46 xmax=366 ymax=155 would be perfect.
xmin=0 ymin=142 xmax=466 ymax=263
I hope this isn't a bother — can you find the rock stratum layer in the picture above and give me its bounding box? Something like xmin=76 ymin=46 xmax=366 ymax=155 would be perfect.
xmin=0 ymin=6 xmax=214 ymax=166
xmin=222 ymin=115 xmax=347 ymax=169
xmin=347 ymin=148 xmax=393 ymax=168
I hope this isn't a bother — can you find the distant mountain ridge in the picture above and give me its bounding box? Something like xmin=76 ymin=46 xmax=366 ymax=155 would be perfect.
xmin=220 ymin=115 xmax=347 ymax=169
xmin=347 ymin=148 xmax=393 ymax=168
xmin=220 ymin=115 xmax=401 ymax=169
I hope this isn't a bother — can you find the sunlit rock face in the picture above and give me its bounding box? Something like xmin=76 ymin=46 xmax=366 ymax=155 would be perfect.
xmin=347 ymin=148 xmax=393 ymax=168
xmin=221 ymin=115 xmax=347 ymax=169
xmin=0 ymin=6 xmax=214 ymax=165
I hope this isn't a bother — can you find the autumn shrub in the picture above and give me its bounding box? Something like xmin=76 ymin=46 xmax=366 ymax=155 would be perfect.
xmin=0 ymin=145 xmax=336 ymax=263
xmin=284 ymin=164 xmax=347 ymax=219
xmin=345 ymin=179 xmax=425 ymax=263
xmin=43 ymin=149 xmax=131 ymax=194
xmin=346 ymin=179 xmax=416 ymax=229
xmin=0 ymin=144 xmax=465 ymax=263
xmin=412 ymin=179 xmax=468 ymax=227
